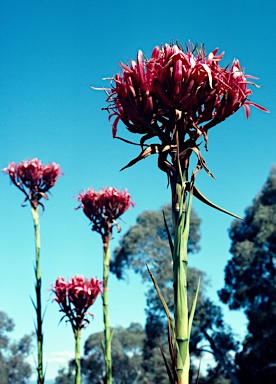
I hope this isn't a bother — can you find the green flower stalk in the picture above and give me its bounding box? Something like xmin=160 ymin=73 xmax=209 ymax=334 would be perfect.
xmin=31 ymin=206 xmax=44 ymax=383
xmin=74 ymin=328 xmax=82 ymax=384
xmin=51 ymin=275 xmax=103 ymax=384
xmin=3 ymin=158 xmax=61 ymax=384
xmin=77 ymin=187 xmax=134 ymax=384
xmin=102 ymin=238 xmax=112 ymax=383
xmin=171 ymin=163 xmax=195 ymax=382
xmin=100 ymin=42 xmax=269 ymax=383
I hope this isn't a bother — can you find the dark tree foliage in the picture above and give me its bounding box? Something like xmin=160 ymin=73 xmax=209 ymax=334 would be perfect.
xmin=219 ymin=166 xmax=276 ymax=384
xmin=0 ymin=311 xmax=33 ymax=384
xmin=83 ymin=323 xmax=145 ymax=384
xmin=111 ymin=204 xmax=239 ymax=384
xmin=55 ymin=365 xmax=74 ymax=384
xmin=199 ymin=367 xmax=231 ymax=384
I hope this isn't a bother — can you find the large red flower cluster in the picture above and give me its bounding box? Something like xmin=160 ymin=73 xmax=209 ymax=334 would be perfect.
xmin=3 ymin=158 xmax=61 ymax=208
xmin=77 ymin=187 xmax=134 ymax=240
xmin=107 ymin=43 xmax=268 ymax=144
xmin=52 ymin=275 xmax=102 ymax=331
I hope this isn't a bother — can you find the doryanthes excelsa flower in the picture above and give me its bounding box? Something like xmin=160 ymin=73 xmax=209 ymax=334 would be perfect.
xmin=105 ymin=43 xmax=269 ymax=146
xmin=3 ymin=158 xmax=62 ymax=208
xmin=52 ymin=275 xmax=103 ymax=331
xmin=77 ymin=187 xmax=134 ymax=245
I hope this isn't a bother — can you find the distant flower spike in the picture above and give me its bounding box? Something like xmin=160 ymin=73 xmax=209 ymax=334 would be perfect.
xmin=52 ymin=275 xmax=103 ymax=331
xmin=77 ymin=187 xmax=134 ymax=243
xmin=3 ymin=158 xmax=62 ymax=208
xmin=52 ymin=275 xmax=103 ymax=384
xmin=76 ymin=187 xmax=133 ymax=384
xmin=3 ymin=158 xmax=62 ymax=383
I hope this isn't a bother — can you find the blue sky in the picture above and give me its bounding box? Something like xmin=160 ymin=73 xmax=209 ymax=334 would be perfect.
xmin=0 ymin=0 xmax=275 ymax=380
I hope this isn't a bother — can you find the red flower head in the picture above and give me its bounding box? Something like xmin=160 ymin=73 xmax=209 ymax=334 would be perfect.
xmin=105 ymin=42 xmax=269 ymax=176
xmin=77 ymin=187 xmax=134 ymax=243
xmin=52 ymin=275 xmax=103 ymax=331
xmin=3 ymin=158 xmax=62 ymax=208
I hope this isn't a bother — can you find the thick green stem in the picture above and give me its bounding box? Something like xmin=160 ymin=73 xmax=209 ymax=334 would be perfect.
xmin=102 ymin=239 xmax=112 ymax=384
xmin=74 ymin=329 xmax=82 ymax=384
xmin=31 ymin=207 xmax=44 ymax=384
xmin=172 ymin=170 xmax=192 ymax=384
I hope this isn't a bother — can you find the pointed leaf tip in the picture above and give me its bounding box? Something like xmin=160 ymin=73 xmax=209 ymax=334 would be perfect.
xmin=193 ymin=185 xmax=243 ymax=220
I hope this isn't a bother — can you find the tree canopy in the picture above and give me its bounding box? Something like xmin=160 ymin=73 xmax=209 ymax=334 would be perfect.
xmin=219 ymin=166 xmax=276 ymax=384
xmin=0 ymin=311 xmax=33 ymax=384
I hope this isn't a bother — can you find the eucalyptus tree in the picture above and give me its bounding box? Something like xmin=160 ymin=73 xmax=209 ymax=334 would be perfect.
xmin=219 ymin=166 xmax=276 ymax=384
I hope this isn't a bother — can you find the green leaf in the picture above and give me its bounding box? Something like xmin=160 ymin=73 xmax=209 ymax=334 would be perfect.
xmin=156 ymin=337 xmax=176 ymax=384
xmin=120 ymin=144 xmax=162 ymax=171
xmin=195 ymin=359 xmax=202 ymax=384
xmin=110 ymin=328 xmax=115 ymax=342
xmin=30 ymin=295 xmax=37 ymax=311
xmin=193 ymin=185 xmax=243 ymax=220
xmin=146 ymin=264 xmax=175 ymax=334
xmin=188 ymin=277 xmax=200 ymax=337
xmin=163 ymin=210 xmax=174 ymax=258
xmin=181 ymin=189 xmax=193 ymax=261
xmin=101 ymin=339 xmax=104 ymax=354
xmin=147 ymin=264 xmax=180 ymax=382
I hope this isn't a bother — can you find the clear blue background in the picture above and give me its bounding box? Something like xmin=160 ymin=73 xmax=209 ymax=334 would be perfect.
xmin=0 ymin=0 xmax=275 ymax=380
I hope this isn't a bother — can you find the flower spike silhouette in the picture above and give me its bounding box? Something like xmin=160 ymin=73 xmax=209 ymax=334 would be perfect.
xmin=77 ymin=187 xmax=134 ymax=245
xmin=3 ymin=158 xmax=62 ymax=384
xmin=77 ymin=187 xmax=134 ymax=384
xmin=52 ymin=275 xmax=102 ymax=384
